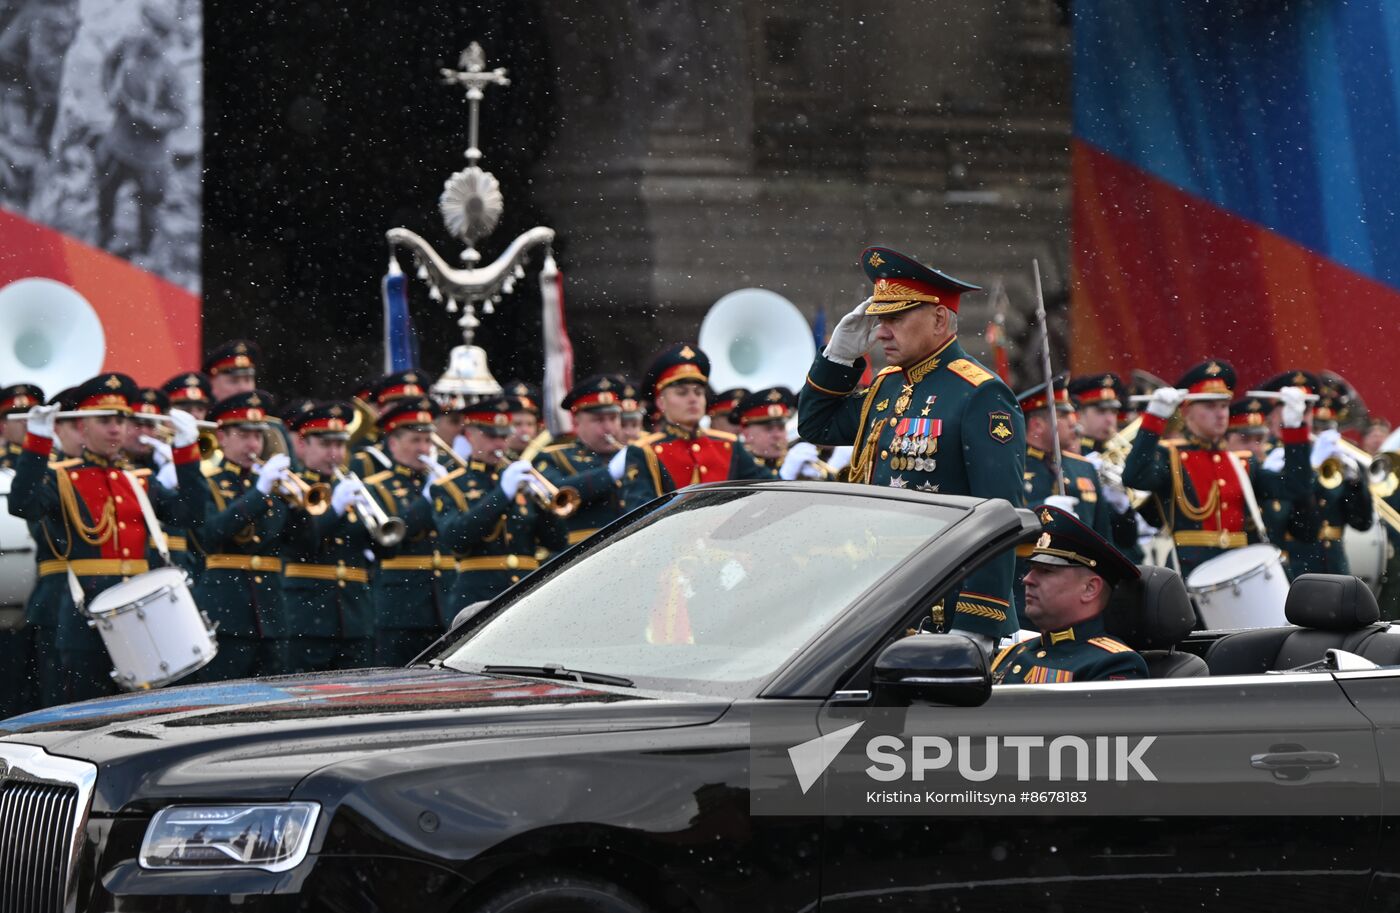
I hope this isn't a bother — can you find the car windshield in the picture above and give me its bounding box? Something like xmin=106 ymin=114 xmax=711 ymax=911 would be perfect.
xmin=441 ymin=488 xmax=963 ymax=697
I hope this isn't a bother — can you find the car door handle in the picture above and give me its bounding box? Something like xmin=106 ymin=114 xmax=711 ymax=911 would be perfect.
xmin=1250 ymin=751 xmax=1341 ymax=772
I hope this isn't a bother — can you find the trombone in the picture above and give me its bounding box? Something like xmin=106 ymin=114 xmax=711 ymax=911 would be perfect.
xmin=333 ymin=468 xmax=407 ymax=546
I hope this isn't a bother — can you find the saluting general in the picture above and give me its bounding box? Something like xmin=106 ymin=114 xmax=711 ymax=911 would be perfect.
xmin=798 ymin=246 xmax=1027 ymax=652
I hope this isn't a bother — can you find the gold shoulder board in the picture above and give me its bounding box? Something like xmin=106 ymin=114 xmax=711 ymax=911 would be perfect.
xmin=703 ymin=429 xmax=738 ymax=442
xmin=875 ymin=365 xmax=903 ymax=378
xmin=1088 ymin=636 xmax=1133 ymax=654
xmin=634 ymin=432 xmax=664 ymax=446
xmin=1063 ymin=451 xmax=1090 ymax=463
xmin=947 ymin=358 xmax=994 ymax=387
xmin=362 ymin=470 xmax=393 ymax=485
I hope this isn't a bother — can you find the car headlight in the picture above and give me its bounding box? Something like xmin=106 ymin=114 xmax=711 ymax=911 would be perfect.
xmin=139 ymin=803 xmax=320 ymax=872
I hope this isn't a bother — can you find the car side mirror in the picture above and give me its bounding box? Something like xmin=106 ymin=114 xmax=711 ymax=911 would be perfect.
xmin=451 ymin=600 xmax=491 ymax=630
xmin=872 ymin=634 xmax=991 ymax=707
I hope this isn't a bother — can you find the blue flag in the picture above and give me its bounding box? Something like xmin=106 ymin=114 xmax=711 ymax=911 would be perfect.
xmin=812 ymin=306 xmax=827 ymax=351
xmin=382 ymin=258 xmax=418 ymax=373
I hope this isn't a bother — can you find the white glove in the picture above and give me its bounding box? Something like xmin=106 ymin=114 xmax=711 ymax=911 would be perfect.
xmin=418 ymin=453 xmax=450 ymax=500
xmin=779 ymin=441 xmax=820 ymax=481
xmin=822 ymin=297 xmax=878 ymax=366
xmin=167 ymin=408 xmax=200 ymax=448
xmin=25 ymin=403 xmax=59 ymax=440
xmin=1145 ymin=387 xmax=1187 ymax=420
xmin=1083 ymin=451 xmax=1104 ymax=471
xmin=254 ymin=453 xmax=292 ymax=495
xmin=1101 ymin=482 xmax=1131 ymax=514
xmin=608 ymin=446 xmax=629 ymax=481
xmin=499 ymin=460 xmax=534 ymax=498
xmin=155 ymin=461 xmax=178 ymax=491
xmin=1311 ymin=429 xmax=1341 ymax=468
xmin=826 ymin=445 xmax=852 ymax=472
xmin=1042 ymin=494 xmax=1080 ymax=514
xmin=452 ymin=433 xmax=473 ymax=461
xmin=1279 ymin=386 xmax=1308 ymax=429
xmin=1262 ymin=446 xmax=1285 ymax=473
xmin=141 ymin=435 xmax=174 ymax=467
xmin=331 ymin=476 xmax=366 ymax=517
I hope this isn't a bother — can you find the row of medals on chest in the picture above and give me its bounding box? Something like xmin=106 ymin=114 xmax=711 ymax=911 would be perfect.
xmin=885 ymin=387 xmax=937 ymax=473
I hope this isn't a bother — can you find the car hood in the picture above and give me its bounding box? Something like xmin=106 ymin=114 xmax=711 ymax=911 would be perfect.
xmin=0 ymin=668 xmax=729 ymax=813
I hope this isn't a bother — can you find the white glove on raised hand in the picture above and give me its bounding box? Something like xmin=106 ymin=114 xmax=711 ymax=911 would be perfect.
xmin=1311 ymin=428 xmax=1341 ymax=468
xmin=155 ymin=461 xmax=179 ymax=491
xmin=1279 ymin=386 xmax=1308 ymax=429
xmin=25 ymin=403 xmax=59 ymax=440
xmin=1145 ymin=387 xmax=1187 ymax=420
xmin=1042 ymin=494 xmax=1080 ymax=514
xmin=418 ymin=453 xmax=450 ymax=481
xmin=499 ymin=460 xmax=534 ymax=498
xmin=452 ymin=433 xmax=473 ymax=461
xmin=254 ymin=453 xmax=292 ymax=496
xmin=331 ymin=476 xmax=367 ymax=517
xmin=1083 ymin=450 xmax=1104 ymax=471
xmin=779 ymin=441 xmax=820 ymax=481
xmin=608 ymin=446 xmax=629 ymax=481
xmin=823 ymin=297 xmax=878 ymax=366
xmin=141 ymin=435 xmax=174 ymax=467
xmin=1100 ymin=482 xmax=1131 ymax=514
xmin=826 ymin=445 xmax=853 ymax=472
xmin=167 ymin=408 xmax=200 ymax=448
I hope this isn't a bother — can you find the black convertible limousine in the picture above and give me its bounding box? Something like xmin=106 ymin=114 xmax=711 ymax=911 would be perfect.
xmin=4 ymin=481 xmax=1400 ymax=913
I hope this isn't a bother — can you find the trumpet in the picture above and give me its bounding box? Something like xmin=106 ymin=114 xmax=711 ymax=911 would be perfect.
xmin=333 ymin=468 xmax=407 ymax=547
xmin=427 ymin=431 xmax=581 ymax=518
xmin=254 ymin=462 xmax=331 ymax=515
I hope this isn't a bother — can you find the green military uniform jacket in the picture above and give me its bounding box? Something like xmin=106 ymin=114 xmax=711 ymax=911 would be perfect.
xmin=0 ymin=440 xmax=23 ymax=469
xmin=615 ymin=422 xmax=777 ymax=512
xmin=9 ymin=445 xmax=200 ymax=654
xmin=185 ymin=462 xmax=290 ymax=640
xmin=533 ymin=441 xmax=626 ymax=545
xmin=432 ymin=460 xmax=569 ymax=612
xmin=991 ymin=616 xmax=1147 ymax=683
xmin=1122 ymin=423 xmax=1312 ymax=578
xmin=798 ymin=337 xmax=1027 ymax=638
xmin=1278 ymin=455 xmax=1373 ymax=578
xmin=279 ymin=468 xmax=376 ymax=641
xmin=363 ymin=463 xmax=450 ymax=631
xmin=349 ymin=437 xmax=394 ymax=480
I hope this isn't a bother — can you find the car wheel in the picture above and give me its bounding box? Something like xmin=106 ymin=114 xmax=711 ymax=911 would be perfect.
xmin=470 ymin=874 xmax=653 ymax=913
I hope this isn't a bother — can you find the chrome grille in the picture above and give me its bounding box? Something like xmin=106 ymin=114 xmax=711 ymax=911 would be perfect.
xmin=0 ymin=744 xmax=98 ymax=913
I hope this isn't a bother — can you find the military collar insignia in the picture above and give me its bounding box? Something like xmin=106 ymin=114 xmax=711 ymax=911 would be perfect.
xmin=1048 ymin=627 xmax=1076 ymax=645
xmin=906 ymin=336 xmax=957 ymax=384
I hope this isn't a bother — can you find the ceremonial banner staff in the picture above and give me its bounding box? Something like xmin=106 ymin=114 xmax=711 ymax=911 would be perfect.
xmin=1032 ymin=260 xmax=1065 ymax=496
xmin=798 ymin=246 xmax=1026 ymax=652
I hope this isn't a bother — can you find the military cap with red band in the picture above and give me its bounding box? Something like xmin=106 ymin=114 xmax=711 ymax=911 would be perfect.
xmin=735 ymin=387 xmax=796 ymax=426
xmin=1175 ymin=359 xmax=1236 ymax=401
xmin=379 ymin=396 xmax=440 ymax=434
xmin=372 ymin=370 xmax=429 ymax=406
xmin=644 ymin=343 xmax=711 ymax=399
xmin=162 ymin=372 xmax=212 ymax=406
xmin=1016 ymin=376 xmax=1074 ymax=415
xmin=860 ymin=246 xmax=981 ymax=316
xmin=460 ymin=397 xmax=513 ymax=429
xmin=0 ymin=383 xmax=44 ymax=417
xmin=208 ymin=390 xmax=276 ymax=428
xmin=288 ymin=401 xmax=354 ymax=439
xmin=132 ymin=387 xmax=170 ymax=417
xmin=504 ymin=380 xmax=543 ymax=416
xmin=1067 ymin=372 xmax=1124 ymax=410
xmin=1228 ymin=397 xmax=1269 ymax=432
xmin=708 ymin=387 xmax=748 ymax=419
xmin=562 ymin=374 xmax=626 ymax=414
xmin=71 ymin=373 xmax=139 ymax=414
xmin=202 ymin=339 xmax=261 ymax=378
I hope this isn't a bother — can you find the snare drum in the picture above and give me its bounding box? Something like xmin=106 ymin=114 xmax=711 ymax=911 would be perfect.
xmin=1343 ymin=521 xmax=1389 ymax=596
xmin=0 ymin=469 xmax=36 ymax=607
xmin=85 ymin=567 xmax=217 ymax=690
xmin=1186 ymin=544 xmax=1290 ymax=629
